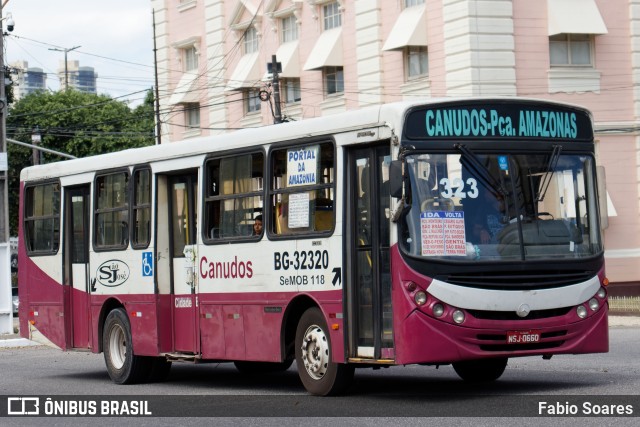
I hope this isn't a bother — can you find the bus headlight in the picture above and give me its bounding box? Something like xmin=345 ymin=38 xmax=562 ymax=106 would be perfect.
xmin=414 ymin=291 xmax=427 ymax=306
xmin=588 ymin=298 xmax=599 ymax=311
xmin=433 ymin=304 xmax=444 ymax=317
xmin=597 ymin=287 xmax=606 ymax=299
xmin=452 ymin=309 xmax=465 ymax=324
xmin=577 ymin=305 xmax=588 ymax=319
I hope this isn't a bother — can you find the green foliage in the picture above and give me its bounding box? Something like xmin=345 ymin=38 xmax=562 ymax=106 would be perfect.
xmin=6 ymin=89 xmax=155 ymax=235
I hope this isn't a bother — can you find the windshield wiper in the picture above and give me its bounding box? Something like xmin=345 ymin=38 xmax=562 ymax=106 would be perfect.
xmin=455 ymin=144 xmax=507 ymax=197
xmin=536 ymin=145 xmax=562 ymax=202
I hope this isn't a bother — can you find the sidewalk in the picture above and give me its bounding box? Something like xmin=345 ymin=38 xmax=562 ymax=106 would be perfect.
xmin=1 ymin=316 xmax=638 ymax=349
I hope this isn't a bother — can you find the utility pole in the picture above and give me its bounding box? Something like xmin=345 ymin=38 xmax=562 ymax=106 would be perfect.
xmin=0 ymin=1 xmax=13 ymax=334
xmin=49 ymin=45 xmax=81 ymax=90
xmin=152 ymin=9 xmax=161 ymax=145
xmin=270 ymin=55 xmax=283 ymax=124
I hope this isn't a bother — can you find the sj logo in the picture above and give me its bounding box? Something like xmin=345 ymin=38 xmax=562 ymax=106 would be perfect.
xmin=96 ymin=260 xmax=130 ymax=287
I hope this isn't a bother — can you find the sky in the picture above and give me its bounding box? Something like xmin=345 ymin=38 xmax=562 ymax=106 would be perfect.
xmin=3 ymin=0 xmax=155 ymax=106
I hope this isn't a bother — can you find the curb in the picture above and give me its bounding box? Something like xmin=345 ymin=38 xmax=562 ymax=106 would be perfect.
xmin=0 ymin=338 xmax=40 ymax=348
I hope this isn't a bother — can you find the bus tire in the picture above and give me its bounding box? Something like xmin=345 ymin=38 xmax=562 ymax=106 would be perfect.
xmin=103 ymin=308 xmax=150 ymax=384
xmin=295 ymin=307 xmax=354 ymax=396
xmin=234 ymin=360 xmax=293 ymax=374
xmin=452 ymin=358 xmax=508 ymax=382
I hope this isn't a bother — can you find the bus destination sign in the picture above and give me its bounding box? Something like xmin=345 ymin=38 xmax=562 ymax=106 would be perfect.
xmin=404 ymin=103 xmax=593 ymax=142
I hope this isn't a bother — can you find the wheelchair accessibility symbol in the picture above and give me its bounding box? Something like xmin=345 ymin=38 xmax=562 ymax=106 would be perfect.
xmin=142 ymin=252 xmax=153 ymax=277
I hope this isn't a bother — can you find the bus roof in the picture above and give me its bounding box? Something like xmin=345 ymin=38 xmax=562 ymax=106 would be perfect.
xmin=19 ymin=97 xmax=591 ymax=182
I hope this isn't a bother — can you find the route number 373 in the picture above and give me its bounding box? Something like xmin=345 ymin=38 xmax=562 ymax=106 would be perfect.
xmin=439 ymin=177 xmax=479 ymax=199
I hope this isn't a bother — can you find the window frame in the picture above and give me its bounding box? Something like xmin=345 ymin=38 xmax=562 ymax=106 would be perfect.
xmin=184 ymin=45 xmax=199 ymax=71
xmin=281 ymin=14 xmax=299 ymax=43
xmin=549 ymin=34 xmax=594 ymax=68
xmin=131 ymin=165 xmax=152 ymax=250
xmin=324 ymin=66 xmax=344 ymax=96
xmin=283 ymin=78 xmax=302 ymax=104
xmin=23 ymin=180 xmax=61 ymax=256
xmin=243 ymin=26 xmax=259 ymax=54
xmin=93 ymin=168 xmax=131 ymax=252
xmin=183 ymin=102 xmax=201 ymax=129
xmin=323 ymin=1 xmax=342 ymax=30
xmin=202 ymin=148 xmax=266 ymax=244
xmin=405 ymin=46 xmax=429 ymax=80
xmin=244 ymin=89 xmax=262 ymax=114
xmin=267 ymin=138 xmax=336 ymax=240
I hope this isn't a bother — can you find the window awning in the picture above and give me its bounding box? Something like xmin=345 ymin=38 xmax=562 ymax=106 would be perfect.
xmin=263 ymin=41 xmax=300 ymax=80
xmin=169 ymin=72 xmax=201 ymax=104
xmin=303 ymin=28 xmax=343 ymax=71
xmin=225 ymin=52 xmax=260 ymax=91
xmin=547 ymin=0 xmax=607 ymax=36
xmin=383 ymin=4 xmax=428 ymax=51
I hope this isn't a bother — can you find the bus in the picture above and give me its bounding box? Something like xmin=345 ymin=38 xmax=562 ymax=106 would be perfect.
xmin=18 ymin=98 xmax=608 ymax=395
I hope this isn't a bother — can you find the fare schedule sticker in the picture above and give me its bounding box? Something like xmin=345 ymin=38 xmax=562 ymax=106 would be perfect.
xmin=421 ymin=211 xmax=466 ymax=256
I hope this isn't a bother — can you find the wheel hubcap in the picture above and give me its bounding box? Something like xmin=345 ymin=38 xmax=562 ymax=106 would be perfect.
xmin=300 ymin=324 xmax=329 ymax=380
xmin=108 ymin=324 xmax=127 ymax=369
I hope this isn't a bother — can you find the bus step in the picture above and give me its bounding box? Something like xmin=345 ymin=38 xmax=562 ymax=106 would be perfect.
xmin=164 ymin=353 xmax=201 ymax=363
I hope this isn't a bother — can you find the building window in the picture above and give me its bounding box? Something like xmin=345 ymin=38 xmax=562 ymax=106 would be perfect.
xmin=550 ymin=34 xmax=593 ymax=67
xmin=95 ymin=172 xmax=129 ymax=250
xmin=184 ymin=103 xmax=200 ymax=129
xmin=405 ymin=0 xmax=425 ymax=7
xmin=283 ymin=79 xmax=301 ymax=103
xmin=204 ymin=152 xmax=264 ymax=241
xmin=324 ymin=66 xmax=344 ymax=95
xmin=23 ymin=181 xmax=60 ymax=255
xmin=184 ymin=46 xmax=198 ymax=71
xmin=406 ymin=46 xmax=428 ymax=79
xmin=281 ymin=15 xmax=298 ymax=43
xmin=323 ymin=2 xmax=341 ymax=30
xmin=244 ymin=26 xmax=259 ymax=54
xmin=245 ymin=89 xmax=261 ymax=113
xmin=269 ymin=142 xmax=335 ymax=236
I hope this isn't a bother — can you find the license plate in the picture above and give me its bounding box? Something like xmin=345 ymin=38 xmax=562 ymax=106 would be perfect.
xmin=506 ymin=330 xmax=541 ymax=344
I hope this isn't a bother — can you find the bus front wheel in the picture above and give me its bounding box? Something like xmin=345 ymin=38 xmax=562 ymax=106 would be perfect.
xmin=452 ymin=358 xmax=508 ymax=382
xmin=103 ymin=308 xmax=150 ymax=384
xmin=295 ymin=307 xmax=354 ymax=396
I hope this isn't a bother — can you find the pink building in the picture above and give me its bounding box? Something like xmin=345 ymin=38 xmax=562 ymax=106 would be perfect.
xmin=151 ymin=0 xmax=639 ymax=290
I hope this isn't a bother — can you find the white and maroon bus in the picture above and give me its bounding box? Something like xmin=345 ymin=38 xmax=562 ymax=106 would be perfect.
xmin=18 ymin=98 xmax=608 ymax=395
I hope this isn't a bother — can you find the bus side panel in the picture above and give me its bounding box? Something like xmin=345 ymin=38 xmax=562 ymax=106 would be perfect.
xmin=18 ymin=256 xmax=67 ymax=349
xmin=243 ymin=304 xmax=281 ymax=362
xmin=90 ymin=294 xmax=160 ymax=356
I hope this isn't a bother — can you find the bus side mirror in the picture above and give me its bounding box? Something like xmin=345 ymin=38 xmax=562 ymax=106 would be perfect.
xmin=389 ymin=160 xmax=403 ymax=199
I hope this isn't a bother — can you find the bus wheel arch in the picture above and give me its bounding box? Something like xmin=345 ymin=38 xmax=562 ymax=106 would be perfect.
xmin=294 ymin=307 xmax=354 ymax=396
xmin=102 ymin=307 xmax=151 ymax=384
xmin=97 ymin=298 xmax=126 ymax=353
xmin=282 ymin=295 xmax=317 ymax=362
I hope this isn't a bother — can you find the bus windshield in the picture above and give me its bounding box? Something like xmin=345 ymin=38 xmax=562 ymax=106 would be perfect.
xmin=400 ymin=151 xmax=603 ymax=261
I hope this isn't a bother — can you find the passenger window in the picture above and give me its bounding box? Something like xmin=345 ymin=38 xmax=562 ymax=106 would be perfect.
xmin=204 ymin=152 xmax=264 ymax=241
xmin=23 ymin=181 xmax=61 ymax=255
xmin=95 ymin=171 xmax=129 ymax=249
xmin=132 ymin=168 xmax=151 ymax=248
xmin=269 ymin=142 xmax=335 ymax=236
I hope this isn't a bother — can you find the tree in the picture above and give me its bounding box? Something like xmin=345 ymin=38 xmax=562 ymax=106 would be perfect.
xmin=6 ymin=89 xmax=155 ymax=236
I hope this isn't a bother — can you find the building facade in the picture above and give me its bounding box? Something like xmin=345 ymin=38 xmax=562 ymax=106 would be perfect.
xmin=9 ymin=61 xmax=47 ymax=101
xmin=151 ymin=0 xmax=640 ymax=289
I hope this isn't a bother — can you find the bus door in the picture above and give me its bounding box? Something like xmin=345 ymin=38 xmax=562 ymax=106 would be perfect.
xmin=63 ymin=184 xmax=91 ymax=349
xmin=167 ymin=172 xmax=200 ymax=353
xmin=346 ymin=145 xmax=393 ymax=359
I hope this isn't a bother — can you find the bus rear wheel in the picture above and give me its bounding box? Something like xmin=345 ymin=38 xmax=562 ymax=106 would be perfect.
xmin=295 ymin=308 xmax=354 ymax=396
xmin=452 ymin=358 xmax=508 ymax=382
xmin=103 ymin=308 xmax=150 ymax=384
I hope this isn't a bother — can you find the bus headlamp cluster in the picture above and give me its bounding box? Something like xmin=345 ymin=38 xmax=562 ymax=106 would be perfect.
xmin=576 ymin=287 xmax=607 ymax=319
xmin=405 ymin=281 xmax=466 ymax=324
